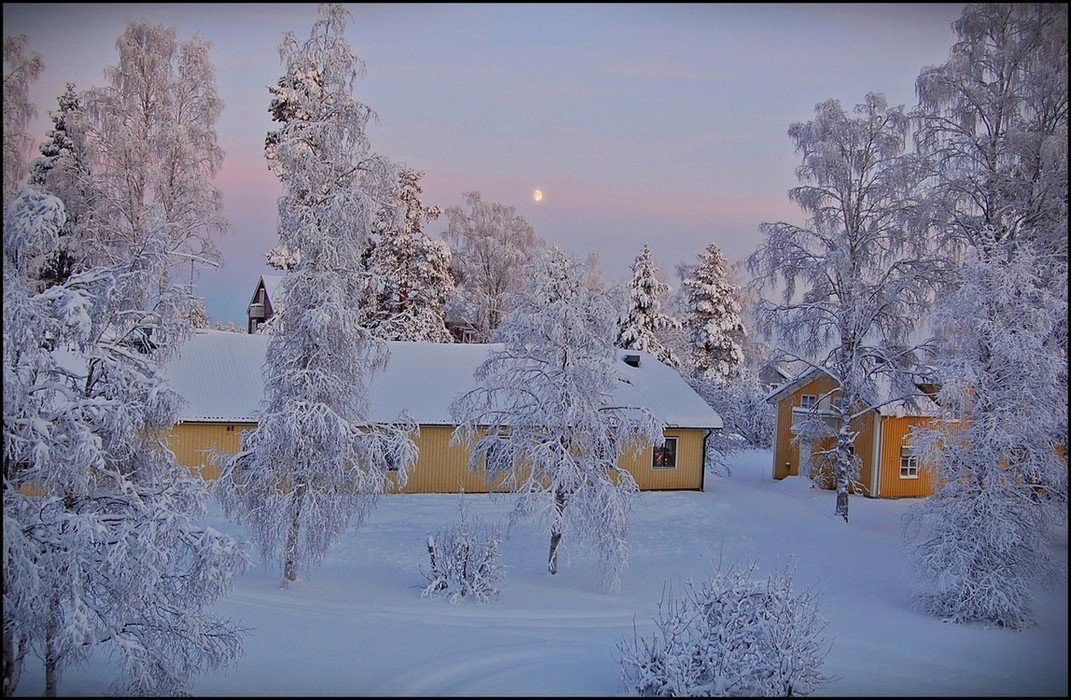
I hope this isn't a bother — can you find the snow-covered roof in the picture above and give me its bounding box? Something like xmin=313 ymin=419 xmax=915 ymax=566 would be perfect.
xmin=262 ymin=275 xmax=284 ymax=304
xmin=164 ymin=330 xmax=722 ymax=429
xmin=764 ymin=365 xmax=939 ymax=417
xmin=249 ymin=274 xmax=285 ymax=308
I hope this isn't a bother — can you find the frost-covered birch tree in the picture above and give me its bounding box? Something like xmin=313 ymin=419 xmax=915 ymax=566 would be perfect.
xmin=617 ymin=243 xmax=682 ymax=368
xmin=748 ymin=93 xmax=938 ymax=523
xmin=2 ymin=35 xmax=44 ymax=210
xmin=3 ymin=191 xmax=247 ymax=696
xmin=904 ymin=3 xmax=1068 ymax=628
xmin=682 ymin=242 xmax=745 ymax=385
xmin=451 ymin=247 xmax=664 ymax=592
xmin=78 ymin=20 xmax=226 ymax=277
xmin=366 ymin=167 xmax=454 ymax=342
xmin=443 ymin=190 xmax=544 ymax=341
xmin=215 ymin=3 xmax=417 ymax=586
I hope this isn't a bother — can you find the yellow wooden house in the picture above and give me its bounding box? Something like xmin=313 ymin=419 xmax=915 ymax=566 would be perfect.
xmin=163 ymin=330 xmax=722 ymax=492
xmin=766 ymin=367 xmax=939 ymax=498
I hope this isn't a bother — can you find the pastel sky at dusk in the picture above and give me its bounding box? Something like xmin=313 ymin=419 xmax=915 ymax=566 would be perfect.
xmin=5 ymin=3 xmax=965 ymax=327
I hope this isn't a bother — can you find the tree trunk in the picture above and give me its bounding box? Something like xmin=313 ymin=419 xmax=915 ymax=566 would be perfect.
xmin=834 ymin=427 xmax=853 ymax=524
xmin=547 ymin=488 xmax=567 ymax=575
xmin=283 ymin=481 xmax=307 ymax=585
xmin=44 ymin=594 xmax=60 ymax=697
xmin=3 ymin=630 xmax=25 ymax=697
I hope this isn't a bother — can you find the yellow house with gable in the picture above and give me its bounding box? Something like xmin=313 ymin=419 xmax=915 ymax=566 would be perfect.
xmin=766 ymin=366 xmax=939 ymax=498
xmin=163 ymin=330 xmax=722 ymax=492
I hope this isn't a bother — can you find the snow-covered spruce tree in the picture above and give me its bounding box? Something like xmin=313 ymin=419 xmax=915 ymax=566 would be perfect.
xmin=748 ymin=92 xmax=938 ymax=523
xmin=28 ymin=83 xmax=94 ymax=289
xmin=679 ymin=243 xmax=762 ymax=477
xmin=451 ymin=247 xmax=664 ymax=592
xmin=367 ymin=166 xmax=454 ymax=342
xmin=78 ymin=20 xmax=226 ymax=277
xmin=618 ymin=560 xmax=829 ymax=696
xmin=215 ymin=3 xmax=418 ymax=586
xmin=617 ymin=243 xmax=682 ymax=368
xmin=442 ymin=190 xmax=544 ymax=341
xmin=682 ymin=242 xmax=745 ymax=385
xmin=904 ymin=3 xmax=1069 ymax=628
xmin=3 ymin=191 xmax=247 ymax=696
xmin=2 ymin=35 xmax=44 ymax=210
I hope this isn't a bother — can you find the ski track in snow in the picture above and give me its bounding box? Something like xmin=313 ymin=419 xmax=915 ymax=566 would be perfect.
xmin=372 ymin=644 xmax=576 ymax=696
xmin=229 ymin=588 xmax=643 ymax=631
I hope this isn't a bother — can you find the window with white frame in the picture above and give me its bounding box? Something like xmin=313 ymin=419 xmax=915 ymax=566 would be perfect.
xmin=900 ymin=445 xmax=919 ymax=478
xmin=832 ymin=396 xmax=847 ymax=412
xmin=800 ymin=394 xmax=817 ymax=410
xmin=652 ymin=437 xmax=678 ymax=470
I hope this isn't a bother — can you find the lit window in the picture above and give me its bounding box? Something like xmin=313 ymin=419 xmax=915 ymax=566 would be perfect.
xmin=652 ymin=437 xmax=678 ymax=470
xmin=900 ymin=446 xmax=919 ymax=479
xmin=800 ymin=394 xmax=817 ymax=410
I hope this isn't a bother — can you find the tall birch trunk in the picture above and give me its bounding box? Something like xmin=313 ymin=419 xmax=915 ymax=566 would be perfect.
xmin=834 ymin=426 xmax=854 ymax=523
xmin=44 ymin=593 xmax=60 ymax=697
xmin=283 ymin=480 xmax=307 ymax=584
xmin=548 ymin=487 xmax=567 ymax=575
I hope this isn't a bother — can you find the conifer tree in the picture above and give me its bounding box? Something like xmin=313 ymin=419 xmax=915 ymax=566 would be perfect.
xmin=683 ymin=242 xmax=745 ymax=385
xmin=28 ymin=83 xmax=92 ymax=288
xmin=367 ymin=167 xmax=454 ymax=342
xmin=617 ymin=243 xmax=682 ymax=368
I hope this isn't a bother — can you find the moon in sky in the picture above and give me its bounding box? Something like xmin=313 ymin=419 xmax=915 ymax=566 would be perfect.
xmin=532 ymin=189 xmax=543 ymax=202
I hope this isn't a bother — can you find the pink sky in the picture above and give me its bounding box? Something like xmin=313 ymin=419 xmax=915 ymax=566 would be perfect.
xmin=4 ymin=3 xmax=965 ymax=326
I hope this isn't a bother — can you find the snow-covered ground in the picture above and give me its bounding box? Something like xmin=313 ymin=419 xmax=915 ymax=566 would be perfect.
xmin=16 ymin=450 xmax=1068 ymax=696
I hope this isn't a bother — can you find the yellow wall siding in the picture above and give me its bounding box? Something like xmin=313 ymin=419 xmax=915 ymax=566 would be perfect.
xmin=170 ymin=423 xmax=707 ymax=492
xmin=771 ymin=376 xmax=875 ymax=496
xmin=877 ymin=416 xmax=935 ymax=498
xmin=772 ymin=393 xmax=797 ymax=479
xmin=772 ymin=375 xmax=840 ymax=480
xmin=168 ymin=422 xmax=256 ymax=480
xmin=619 ymin=429 xmax=705 ymax=491
xmin=390 ymin=426 xmax=509 ymax=494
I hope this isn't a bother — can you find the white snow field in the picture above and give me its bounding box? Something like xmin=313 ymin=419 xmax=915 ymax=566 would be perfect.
xmin=15 ymin=450 xmax=1068 ymax=696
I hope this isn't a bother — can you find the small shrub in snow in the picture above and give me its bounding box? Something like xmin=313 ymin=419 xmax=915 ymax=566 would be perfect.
xmin=619 ymin=560 xmax=829 ymax=697
xmin=422 ymin=501 xmax=505 ymax=603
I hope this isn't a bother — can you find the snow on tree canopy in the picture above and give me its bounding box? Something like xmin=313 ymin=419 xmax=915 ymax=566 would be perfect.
xmin=617 ymin=243 xmax=682 ymax=368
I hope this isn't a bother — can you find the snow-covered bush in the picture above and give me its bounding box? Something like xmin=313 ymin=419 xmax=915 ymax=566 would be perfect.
xmin=619 ymin=561 xmax=829 ymax=697
xmin=421 ymin=500 xmax=505 ymax=604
